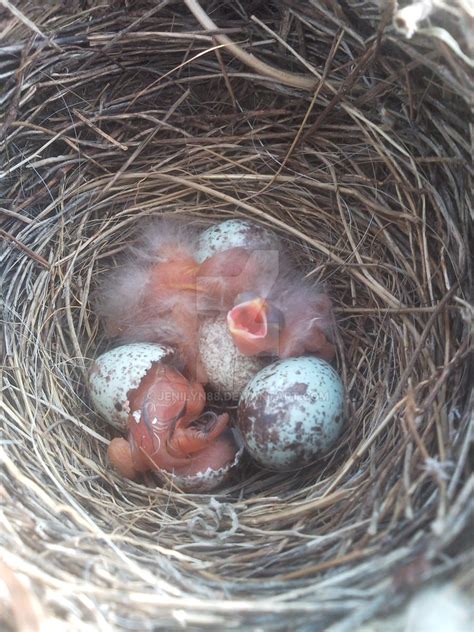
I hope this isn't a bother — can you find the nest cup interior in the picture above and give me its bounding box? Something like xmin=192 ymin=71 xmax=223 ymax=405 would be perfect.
xmin=1 ymin=2 xmax=472 ymax=630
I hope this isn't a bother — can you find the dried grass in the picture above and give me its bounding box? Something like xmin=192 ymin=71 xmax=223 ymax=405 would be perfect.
xmin=1 ymin=0 xmax=473 ymax=630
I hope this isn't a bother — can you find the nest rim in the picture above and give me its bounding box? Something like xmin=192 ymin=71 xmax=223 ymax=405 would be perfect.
xmin=1 ymin=1 xmax=472 ymax=630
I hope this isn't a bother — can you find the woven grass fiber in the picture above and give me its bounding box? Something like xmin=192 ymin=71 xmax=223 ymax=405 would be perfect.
xmin=1 ymin=0 xmax=473 ymax=630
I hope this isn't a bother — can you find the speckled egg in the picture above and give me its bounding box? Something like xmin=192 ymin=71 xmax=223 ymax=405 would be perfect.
xmin=238 ymin=357 xmax=345 ymax=470
xmin=88 ymin=343 xmax=174 ymax=431
xmin=199 ymin=316 xmax=267 ymax=400
xmin=196 ymin=219 xmax=280 ymax=263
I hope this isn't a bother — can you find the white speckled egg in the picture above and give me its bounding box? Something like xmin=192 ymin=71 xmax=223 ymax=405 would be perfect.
xmin=238 ymin=356 xmax=345 ymax=470
xmin=196 ymin=219 xmax=280 ymax=263
xmin=88 ymin=343 xmax=174 ymax=431
xmin=199 ymin=316 xmax=267 ymax=400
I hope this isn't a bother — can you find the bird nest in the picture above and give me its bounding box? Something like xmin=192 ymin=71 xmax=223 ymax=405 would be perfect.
xmin=1 ymin=1 xmax=472 ymax=630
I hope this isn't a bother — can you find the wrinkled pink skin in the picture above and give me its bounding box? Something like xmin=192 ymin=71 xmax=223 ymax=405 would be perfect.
xmin=107 ymin=363 xmax=237 ymax=481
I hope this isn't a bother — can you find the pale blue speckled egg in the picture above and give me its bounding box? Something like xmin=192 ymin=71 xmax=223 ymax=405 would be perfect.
xmin=88 ymin=343 xmax=174 ymax=431
xmin=196 ymin=219 xmax=280 ymax=263
xmin=238 ymin=356 xmax=345 ymax=470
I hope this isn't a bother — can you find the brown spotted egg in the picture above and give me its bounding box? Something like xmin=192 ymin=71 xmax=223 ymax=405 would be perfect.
xmin=238 ymin=356 xmax=345 ymax=470
xmin=88 ymin=343 xmax=174 ymax=431
xmin=198 ymin=315 xmax=267 ymax=401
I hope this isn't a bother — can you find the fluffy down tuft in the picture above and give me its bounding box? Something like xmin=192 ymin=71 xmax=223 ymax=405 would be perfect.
xmin=94 ymin=217 xmax=203 ymax=375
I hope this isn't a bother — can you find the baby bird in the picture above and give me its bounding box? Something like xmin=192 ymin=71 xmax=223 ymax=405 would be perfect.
xmin=227 ymin=284 xmax=336 ymax=361
xmin=197 ymin=245 xmax=335 ymax=361
xmin=107 ymin=363 xmax=235 ymax=479
xmin=96 ymin=219 xmax=207 ymax=381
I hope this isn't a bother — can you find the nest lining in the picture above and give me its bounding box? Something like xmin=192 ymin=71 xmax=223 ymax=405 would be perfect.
xmin=1 ymin=1 xmax=473 ymax=630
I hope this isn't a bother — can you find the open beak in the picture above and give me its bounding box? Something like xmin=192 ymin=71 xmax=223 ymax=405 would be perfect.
xmin=227 ymin=295 xmax=282 ymax=356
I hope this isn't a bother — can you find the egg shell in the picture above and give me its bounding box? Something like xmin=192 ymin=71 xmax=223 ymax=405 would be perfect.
xmin=196 ymin=219 xmax=280 ymax=263
xmin=238 ymin=356 xmax=345 ymax=470
xmin=154 ymin=445 xmax=244 ymax=493
xmin=88 ymin=343 xmax=174 ymax=432
xmin=199 ymin=316 xmax=267 ymax=400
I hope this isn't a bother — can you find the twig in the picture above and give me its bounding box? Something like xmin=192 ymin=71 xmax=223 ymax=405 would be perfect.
xmin=1 ymin=229 xmax=50 ymax=269
xmin=73 ymin=109 xmax=128 ymax=151
xmin=183 ymin=0 xmax=315 ymax=90
xmin=0 ymin=0 xmax=61 ymax=52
